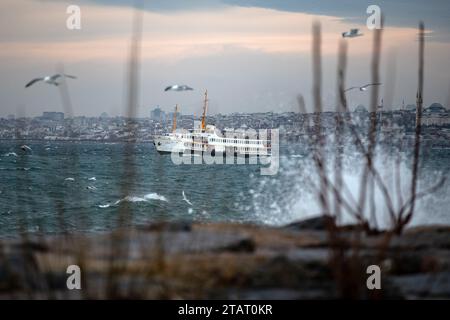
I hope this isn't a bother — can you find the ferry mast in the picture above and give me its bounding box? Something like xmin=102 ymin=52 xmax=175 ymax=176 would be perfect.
xmin=172 ymin=104 xmax=178 ymax=133
xmin=201 ymin=90 xmax=208 ymax=131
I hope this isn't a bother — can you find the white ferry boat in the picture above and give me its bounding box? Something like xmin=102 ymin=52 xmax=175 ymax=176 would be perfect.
xmin=153 ymin=91 xmax=272 ymax=157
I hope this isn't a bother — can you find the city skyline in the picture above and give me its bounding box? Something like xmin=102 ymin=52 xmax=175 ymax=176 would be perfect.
xmin=4 ymin=100 xmax=449 ymax=120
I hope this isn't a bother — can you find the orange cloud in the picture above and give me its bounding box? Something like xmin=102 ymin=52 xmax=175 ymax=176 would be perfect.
xmin=0 ymin=0 xmax=437 ymax=63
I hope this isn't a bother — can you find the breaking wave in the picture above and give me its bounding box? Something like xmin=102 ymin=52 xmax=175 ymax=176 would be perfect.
xmin=239 ymin=148 xmax=450 ymax=229
xmin=99 ymin=192 xmax=168 ymax=208
xmin=3 ymin=152 xmax=18 ymax=157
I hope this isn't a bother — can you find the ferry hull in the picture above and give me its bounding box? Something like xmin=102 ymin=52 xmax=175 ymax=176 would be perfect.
xmin=153 ymin=136 xmax=185 ymax=154
xmin=153 ymin=145 xmax=269 ymax=158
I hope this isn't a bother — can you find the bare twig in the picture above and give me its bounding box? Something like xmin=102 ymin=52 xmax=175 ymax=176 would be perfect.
xmin=357 ymin=24 xmax=383 ymax=225
xmin=107 ymin=1 xmax=144 ymax=297
xmin=397 ymin=22 xmax=425 ymax=233
xmin=312 ymin=21 xmax=330 ymax=214
xmin=334 ymin=40 xmax=347 ymax=224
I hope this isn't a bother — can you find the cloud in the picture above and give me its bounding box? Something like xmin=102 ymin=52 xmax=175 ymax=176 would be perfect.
xmin=0 ymin=1 xmax=422 ymax=62
xmin=78 ymin=0 xmax=450 ymax=42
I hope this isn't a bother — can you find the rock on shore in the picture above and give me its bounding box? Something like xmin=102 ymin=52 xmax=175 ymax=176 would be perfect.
xmin=1 ymin=216 xmax=450 ymax=299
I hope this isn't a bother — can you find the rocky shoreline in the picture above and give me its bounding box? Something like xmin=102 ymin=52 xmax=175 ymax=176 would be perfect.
xmin=1 ymin=216 xmax=450 ymax=299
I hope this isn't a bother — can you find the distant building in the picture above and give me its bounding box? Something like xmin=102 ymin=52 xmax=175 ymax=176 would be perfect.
xmin=42 ymin=112 xmax=64 ymax=121
xmin=150 ymin=106 xmax=165 ymax=122
xmin=405 ymin=104 xmax=417 ymax=112
xmin=423 ymin=103 xmax=450 ymax=126
xmin=354 ymin=105 xmax=368 ymax=113
xmin=424 ymin=103 xmax=446 ymax=114
xmin=7 ymin=114 xmax=15 ymax=120
xmin=99 ymin=112 xmax=110 ymax=119
xmin=167 ymin=111 xmax=181 ymax=121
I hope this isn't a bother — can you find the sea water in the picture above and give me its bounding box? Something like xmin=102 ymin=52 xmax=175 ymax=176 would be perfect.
xmin=0 ymin=140 xmax=449 ymax=236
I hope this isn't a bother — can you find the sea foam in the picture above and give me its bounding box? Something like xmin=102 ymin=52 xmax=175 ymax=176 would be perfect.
xmin=4 ymin=152 xmax=18 ymax=157
xmin=98 ymin=192 xmax=168 ymax=208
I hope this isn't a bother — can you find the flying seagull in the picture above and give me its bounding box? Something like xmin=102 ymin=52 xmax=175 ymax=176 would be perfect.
xmin=25 ymin=74 xmax=77 ymax=88
xmin=182 ymin=190 xmax=193 ymax=206
xmin=342 ymin=28 xmax=363 ymax=38
xmin=164 ymin=84 xmax=193 ymax=92
xmin=345 ymin=83 xmax=382 ymax=92
xmin=21 ymin=145 xmax=32 ymax=152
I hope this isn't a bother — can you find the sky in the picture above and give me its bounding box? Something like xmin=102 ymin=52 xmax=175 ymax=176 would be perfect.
xmin=0 ymin=0 xmax=449 ymax=117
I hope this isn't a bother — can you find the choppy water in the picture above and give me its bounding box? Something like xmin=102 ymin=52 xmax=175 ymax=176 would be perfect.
xmin=0 ymin=140 xmax=449 ymax=235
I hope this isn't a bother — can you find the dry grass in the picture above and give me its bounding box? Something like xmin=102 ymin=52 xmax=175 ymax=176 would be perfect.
xmin=305 ymin=20 xmax=447 ymax=298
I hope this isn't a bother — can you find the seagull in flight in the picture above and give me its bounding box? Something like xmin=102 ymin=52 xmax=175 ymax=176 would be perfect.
xmin=182 ymin=190 xmax=193 ymax=206
xmin=342 ymin=28 xmax=363 ymax=38
xmin=21 ymin=145 xmax=32 ymax=152
xmin=345 ymin=83 xmax=382 ymax=92
xmin=25 ymin=74 xmax=77 ymax=88
xmin=165 ymin=84 xmax=193 ymax=92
